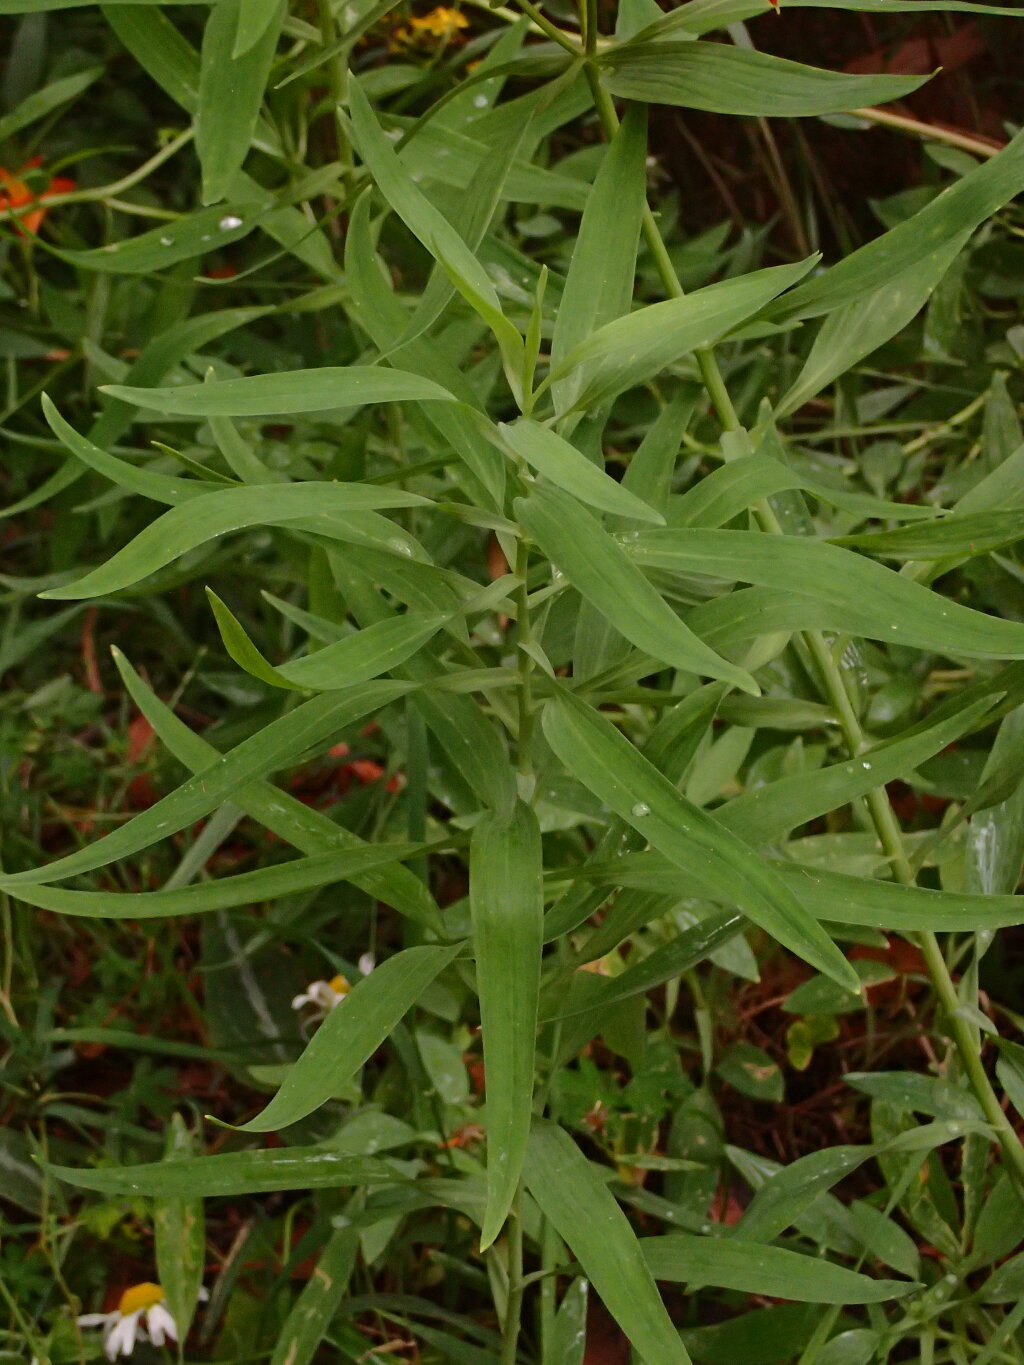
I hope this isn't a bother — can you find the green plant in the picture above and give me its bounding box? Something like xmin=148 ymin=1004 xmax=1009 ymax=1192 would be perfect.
xmin=5 ymin=0 xmax=1024 ymax=1361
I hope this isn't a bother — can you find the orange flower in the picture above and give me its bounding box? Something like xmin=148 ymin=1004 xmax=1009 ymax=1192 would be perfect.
xmin=0 ymin=156 xmax=75 ymax=236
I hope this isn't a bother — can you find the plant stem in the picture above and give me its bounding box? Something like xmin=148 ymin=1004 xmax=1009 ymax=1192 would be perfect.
xmin=501 ymin=1190 xmax=526 ymax=1365
xmin=572 ymin=23 xmax=1024 ymax=1193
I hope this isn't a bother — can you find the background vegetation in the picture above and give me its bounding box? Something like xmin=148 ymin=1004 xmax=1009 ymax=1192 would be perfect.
xmin=3 ymin=0 xmax=1024 ymax=1361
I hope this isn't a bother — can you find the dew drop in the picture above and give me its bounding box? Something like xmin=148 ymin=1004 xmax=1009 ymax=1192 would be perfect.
xmin=861 ymin=761 xmax=871 ymax=770
xmin=159 ymin=235 xmax=174 ymax=246
xmin=473 ymin=94 xmax=488 ymax=108
xmin=219 ymin=214 xmax=244 ymax=231
xmin=631 ymin=801 xmax=651 ymax=818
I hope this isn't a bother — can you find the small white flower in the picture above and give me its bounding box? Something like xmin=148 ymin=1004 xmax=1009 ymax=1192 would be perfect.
xmin=292 ymin=958 xmax=375 ymax=1019
xmin=77 ymin=1283 xmax=180 ymax=1360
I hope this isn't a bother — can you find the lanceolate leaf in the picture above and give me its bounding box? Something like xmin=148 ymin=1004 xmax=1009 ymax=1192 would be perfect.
xmin=240 ymin=944 xmax=464 ymax=1131
xmin=270 ymin=1227 xmax=359 ymax=1365
xmin=112 ymin=652 xmax=439 ymax=928
xmin=196 ymin=0 xmax=285 ymax=203
xmin=630 ymin=529 xmax=1024 ymax=658
xmin=46 ymin=1149 xmax=403 ymax=1198
xmin=834 ymin=510 xmax=1024 ymax=560
xmin=0 ymin=681 xmax=412 ymax=888
xmin=541 ymin=690 xmax=859 ymax=990
xmin=59 ymin=202 xmax=271 ymax=273
xmin=517 ymin=485 xmax=759 ymax=694
xmin=41 ymin=484 xmax=428 ymax=601
xmin=208 ymin=592 xmax=449 ymax=692
xmin=550 ymin=103 xmax=648 ymax=414
xmin=471 ymin=802 xmax=544 ymax=1248
xmin=641 ymin=1235 xmax=917 ymax=1302
xmin=101 ymin=367 xmax=454 ymax=415
xmin=154 ymin=1116 xmax=205 ymax=1344
xmin=600 ymin=42 xmax=928 ymax=117
xmin=4 ymin=845 xmax=425 ymax=919
xmin=523 ymin=1122 xmax=692 ymax=1365
xmin=549 ymin=260 xmax=814 ymax=411
xmin=499 ymin=418 xmax=664 ymax=523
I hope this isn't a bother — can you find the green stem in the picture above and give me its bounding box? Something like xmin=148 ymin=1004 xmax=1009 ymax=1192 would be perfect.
xmin=573 ymin=20 xmax=1024 ymax=1194
xmin=501 ymin=1190 xmax=526 ymax=1365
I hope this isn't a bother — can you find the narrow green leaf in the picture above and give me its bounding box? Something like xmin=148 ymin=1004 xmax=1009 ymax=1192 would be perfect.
xmin=112 ymin=651 xmax=440 ymax=928
xmin=550 ymin=260 xmax=814 ymax=411
xmin=523 ymin=1122 xmax=692 ymax=1365
xmin=517 ymin=485 xmax=758 ymax=694
xmin=59 ymin=201 xmax=270 ymax=274
xmin=774 ymin=125 xmax=1024 ymax=323
xmin=41 ymin=484 xmax=427 ymax=601
xmin=241 ymin=944 xmax=463 ymax=1131
xmin=641 ymin=1234 xmax=916 ymax=1302
xmin=101 ymin=366 xmax=454 ymax=415
xmin=154 ymin=1115 xmax=205 ymax=1343
xmin=5 ymin=844 xmax=423 ymax=919
xmin=347 ymin=79 xmax=524 ymax=389
xmin=197 ymin=0 xmax=285 ymax=203
xmin=632 ymin=529 xmax=1024 ymax=659
xmin=499 ymin=419 xmax=663 ymax=524
xmin=209 ymin=591 xmax=447 ymax=692
xmin=589 ymin=851 xmax=1024 ymax=932
xmin=550 ymin=104 xmax=648 ymax=413
xmin=0 ymin=680 xmax=412 ymax=888
xmin=542 ymin=690 xmax=859 ymax=990
xmin=47 ymin=1149 xmax=402 ymax=1198
xmin=234 ymin=0 xmax=282 ymax=55
xmin=471 ymin=802 xmax=544 ymax=1248
xmin=834 ymin=510 xmax=1024 ymax=560
xmin=270 ymin=1227 xmax=359 ymax=1365
xmin=0 ymin=66 xmax=101 ymax=143
xmin=600 ymin=42 xmax=927 ymax=116
xmin=778 ymin=235 xmax=967 ymax=415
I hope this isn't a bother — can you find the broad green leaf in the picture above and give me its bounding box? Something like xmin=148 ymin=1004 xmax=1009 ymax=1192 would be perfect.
xmin=716 ymin=1043 xmax=784 ymax=1103
xmin=0 ymin=679 xmax=412 ymax=888
xmin=0 ymin=66 xmax=101 ymax=142
xmin=270 ymin=1227 xmax=359 ymax=1365
xmin=542 ymin=690 xmax=859 ymax=990
xmin=773 ymin=125 xmax=1024 ymax=323
xmin=545 ymin=1277 xmax=589 ymax=1365
xmin=5 ymin=844 xmax=423 ymax=919
xmin=834 ymin=510 xmax=1024 ymax=560
xmin=550 ymin=104 xmax=648 ymax=414
xmin=113 ymin=651 xmax=440 ymax=928
xmin=47 ymin=1148 xmax=402 ymax=1198
xmin=778 ymin=235 xmax=967 ymax=415
xmin=471 ymin=802 xmax=544 ymax=1248
xmin=600 ymin=42 xmax=927 ymax=116
xmin=523 ymin=1122 xmax=692 ymax=1365
xmin=59 ymin=201 xmax=270 ymax=273
xmin=101 ymin=366 xmax=454 ymax=415
xmin=631 ymin=529 xmax=1024 ymax=659
xmin=197 ymin=0 xmax=285 ymax=203
xmin=209 ymin=592 xmax=448 ymax=692
xmin=41 ymin=484 xmax=427 ymax=600
xmin=347 ymin=79 xmax=524 ymax=393
xmin=549 ymin=260 xmax=814 ymax=411
xmin=154 ymin=1115 xmax=205 ymax=1343
xmin=499 ymin=419 xmax=664 ymax=524
xmin=641 ymin=1234 xmax=916 ymax=1302
xmin=844 ymin=1073 xmax=984 ymax=1122
xmin=517 ymin=485 xmax=758 ymax=694
xmin=240 ymin=944 xmax=463 ymax=1131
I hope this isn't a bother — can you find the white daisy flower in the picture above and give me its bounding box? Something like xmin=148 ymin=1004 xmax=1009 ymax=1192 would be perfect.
xmin=76 ymin=1282 xmax=179 ymax=1360
xmin=292 ymin=957 xmax=375 ymax=1019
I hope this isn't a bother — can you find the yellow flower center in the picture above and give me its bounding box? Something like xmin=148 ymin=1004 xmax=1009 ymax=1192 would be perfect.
xmin=329 ymin=974 xmax=351 ymax=996
xmin=118 ymin=1283 xmax=165 ymax=1316
xmin=409 ymin=6 xmax=468 ymax=35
